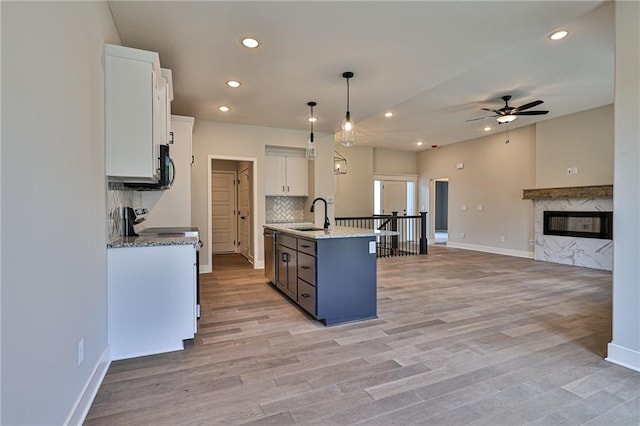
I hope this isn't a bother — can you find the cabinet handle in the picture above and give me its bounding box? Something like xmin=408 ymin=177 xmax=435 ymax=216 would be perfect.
xmin=301 ymin=245 xmax=310 ymax=248
xmin=287 ymin=186 xmax=290 ymax=192
xmin=282 ymin=252 xmax=290 ymax=262
xmin=300 ymin=266 xmax=310 ymax=270
xmin=282 ymin=185 xmax=285 ymax=192
xmin=301 ymin=293 xmax=311 ymax=298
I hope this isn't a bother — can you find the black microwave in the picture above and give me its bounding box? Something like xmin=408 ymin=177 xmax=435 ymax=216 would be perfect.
xmin=124 ymin=144 xmax=174 ymax=190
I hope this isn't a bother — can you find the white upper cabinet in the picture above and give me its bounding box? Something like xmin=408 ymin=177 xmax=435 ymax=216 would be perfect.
xmin=265 ymin=155 xmax=308 ymax=196
xmin=105 ymin=44 xmax=171 ymax=183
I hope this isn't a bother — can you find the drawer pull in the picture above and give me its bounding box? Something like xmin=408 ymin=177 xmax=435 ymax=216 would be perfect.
xmin=301 ymin=245 xmax=310 ymax=248
xmin=300 ymin=293 xmax=311 ymax=298
xmin=301 ymin=266 xmax=310 ymax=270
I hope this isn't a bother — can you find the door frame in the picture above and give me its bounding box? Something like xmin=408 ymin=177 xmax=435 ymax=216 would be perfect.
xmin=429 ymin=177 xmax=449 ymax=242
xmin=207 ymin=155 xmax=259 ymax=271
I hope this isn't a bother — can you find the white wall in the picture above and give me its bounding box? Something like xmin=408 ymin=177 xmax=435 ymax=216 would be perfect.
xmin=608 ymin=0 xmax=640 ymax=372
xmin=536 ymin=104 xmax=614 ymax=188
xmin=373 ymin=148 xmax=417 ymax=175
xmin=191 ymin=120 xmax=334 ymax=272
xmin=418 ymin=126 xmax=536 ymax=257
xmin=1 ymin=2 xmax=119 ymax=424
xmin=334 ymin=145 xmax=374 ymax=217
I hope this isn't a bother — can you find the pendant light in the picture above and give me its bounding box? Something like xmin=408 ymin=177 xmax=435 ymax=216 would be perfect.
xmin=305 ymin=101 xmax=317 ymax=160
xmin=340 ymin=71 xmax=356 ymax=147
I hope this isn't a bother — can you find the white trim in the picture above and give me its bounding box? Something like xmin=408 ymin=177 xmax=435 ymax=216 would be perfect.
xmin=207 ymin=155 xmax=260 ymax=272
xmin=446 ymin=241 xmax=535 ymax=259
xmin=373 ymin=173 xmax=418 ymax=182
xmin=255 ymin=260 xmax=265 ymax=269
xmin=170 ymin=114 xmax=195 ymax=125
xmin=606 ymin=343 xmax=640 ymax=372
xmin=64 ymin=347 xmax=111 ymax=426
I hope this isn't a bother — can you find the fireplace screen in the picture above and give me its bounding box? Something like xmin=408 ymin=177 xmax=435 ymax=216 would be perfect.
xmin=543 ymin=211 xmax=613 ymax=239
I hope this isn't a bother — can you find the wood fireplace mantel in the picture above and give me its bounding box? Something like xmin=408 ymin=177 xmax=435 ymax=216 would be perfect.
xmin=522 ymin=185 xmax=613 ymax=200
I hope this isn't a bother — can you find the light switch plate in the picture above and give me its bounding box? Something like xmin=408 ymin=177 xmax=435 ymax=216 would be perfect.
xmin=369 ymin=241 xmax=376 ymax=254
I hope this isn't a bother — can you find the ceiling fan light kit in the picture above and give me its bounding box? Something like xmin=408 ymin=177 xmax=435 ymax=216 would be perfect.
xmin=340 ymin=71 xmax=356 ymax=147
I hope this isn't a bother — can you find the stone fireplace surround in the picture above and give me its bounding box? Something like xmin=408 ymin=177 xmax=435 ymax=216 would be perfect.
xmin=523 ymin=185 xmax=613 ymax=271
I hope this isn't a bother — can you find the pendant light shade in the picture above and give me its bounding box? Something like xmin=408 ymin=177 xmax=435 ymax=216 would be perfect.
xmin=340 ymin=71 xmax=356 ymax=147
xmin=305 ymin=101 xmax=317 ymax=160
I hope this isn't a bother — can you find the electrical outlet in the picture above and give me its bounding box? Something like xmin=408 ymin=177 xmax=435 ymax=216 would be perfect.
xmin=77 ymin=339 xmax=84 ymax=366
xmin=572 ymin=167 xmax=578 ymax=174
xmin=500 ymin=236 xmax=506 ymax=242
xmin=460 ymin=232 xmax=465 ymax=238
xmin=327 ymin=197 xmax=334 ymax=204
xmin=476 ymin=204 xmax=483 ymax=211
xmin=461 ymin=205 xmax=468 ymax=211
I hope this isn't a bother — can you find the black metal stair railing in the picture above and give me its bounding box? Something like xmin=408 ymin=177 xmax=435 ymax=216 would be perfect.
xmin=335 ymin=212 xmax=428 ymax=258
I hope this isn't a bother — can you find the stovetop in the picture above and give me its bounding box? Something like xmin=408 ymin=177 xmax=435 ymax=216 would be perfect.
xmin=137 ymin=227 xmax=200 ymax=237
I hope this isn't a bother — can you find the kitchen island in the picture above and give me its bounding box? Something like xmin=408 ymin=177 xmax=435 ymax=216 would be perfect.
xmin=107 ymin=235 xmax=199 ymax=360
xmin=264 ymin=224 xmax=396 ymax=325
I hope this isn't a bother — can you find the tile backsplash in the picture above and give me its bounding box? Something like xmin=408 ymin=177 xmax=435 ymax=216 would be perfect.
xmin=107 ymin=182 xmax=141 ymax=241
xmin=266 ymin=196 xmax=307 ymax=223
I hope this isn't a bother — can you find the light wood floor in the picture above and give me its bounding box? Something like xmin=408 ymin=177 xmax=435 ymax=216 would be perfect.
xmin=86 ymin=246 xmax=639 ymax=425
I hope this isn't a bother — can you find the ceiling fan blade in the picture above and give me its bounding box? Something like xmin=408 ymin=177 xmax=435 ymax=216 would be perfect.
xmin=514 ymin=110 xmax=549 ymax=116
xmin=482 ymin=108 xmax=506 ymax=116
xmin=514 ymin=100 xmax=543 ymax=112
xmin=465 ymin=115 xmax=495 ymax=122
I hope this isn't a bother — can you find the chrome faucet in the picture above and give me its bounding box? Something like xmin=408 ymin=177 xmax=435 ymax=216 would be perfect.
xmin=310 ymin=197 xmax=330 ymax=230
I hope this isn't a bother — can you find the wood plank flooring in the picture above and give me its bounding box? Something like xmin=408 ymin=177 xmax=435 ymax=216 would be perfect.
xmin=86 ymin=246 xmax=639 ymax=425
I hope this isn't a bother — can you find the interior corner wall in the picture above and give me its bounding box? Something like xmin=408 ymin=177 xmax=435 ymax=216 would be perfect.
xmin=608 ymin=0 xmax=640 ymax=372
xmin=1 ymin=2 xmax=120 ymax=424
xmin=536 ymin=104 xmax=614 ymax=188
xmin=333 ymin=145 xmax=374 ymax=217
xmin=373 ymin=148 xmax=418 ymax=175
xmin=417 ymin=126 xmax=536 ymax=256
xmin=191 ymin=120 xmax=334 ymax=272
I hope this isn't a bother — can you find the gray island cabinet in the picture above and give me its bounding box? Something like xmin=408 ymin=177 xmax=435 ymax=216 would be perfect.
xmin=265 ymin=225 xmax=395 ymax=325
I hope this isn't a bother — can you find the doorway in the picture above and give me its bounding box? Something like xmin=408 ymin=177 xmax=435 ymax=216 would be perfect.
xmin=374 ymin=179 xmax=418 ymax=241
xmin=433 ymin=178 xmax=449 ymax=244
xmin=210 ymin=158 xmax=255 ymax=268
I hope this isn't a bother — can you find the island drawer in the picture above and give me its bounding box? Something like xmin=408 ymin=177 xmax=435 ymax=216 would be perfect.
xmin=297 ymin=279 xmax=316 ymax=316
xmin=277 ymin=233 xmax=297 ymax=250
xmin=297 ymin=252 xmax=316 ymax=285
xmin=297 ymin=238 xmax=316 ymax=256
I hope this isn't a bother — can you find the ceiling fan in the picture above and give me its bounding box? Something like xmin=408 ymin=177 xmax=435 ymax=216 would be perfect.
xmin=466 ymin=95 xmax=549 ymax=124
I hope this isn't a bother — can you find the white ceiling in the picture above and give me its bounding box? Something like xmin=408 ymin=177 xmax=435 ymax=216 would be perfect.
xmin=108 ymin=1 xmax=614 ymax=151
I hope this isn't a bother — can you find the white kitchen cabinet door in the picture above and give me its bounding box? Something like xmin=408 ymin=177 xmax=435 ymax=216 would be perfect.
xmin=108 ymin=244 xmax=196 ymax=361
xmin=265 ymin=155 xmax=287 ymax=195
xmin=105 ymin=44 xmax=165 ymax=183
xmin=285 ymin=156 xmax=309 ymax=196
xmin=264 ymin=155 xmax=308 ymax=196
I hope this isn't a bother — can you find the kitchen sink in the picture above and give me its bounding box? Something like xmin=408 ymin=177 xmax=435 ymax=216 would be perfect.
xmin=291 ymin=227 xmax=324 ymax=231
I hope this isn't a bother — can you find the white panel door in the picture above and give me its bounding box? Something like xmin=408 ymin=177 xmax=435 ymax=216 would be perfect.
xmin=237 ymin=168 xmax=251 ymax=260
xmin=212 ymin=172 xmax=237 ymax=253
xmin=382 ymin=181 xmax=406 ymax=215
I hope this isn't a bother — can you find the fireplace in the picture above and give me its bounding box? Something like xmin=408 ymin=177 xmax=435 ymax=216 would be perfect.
xmin=543 ymin=211 xmax=613 ymax=240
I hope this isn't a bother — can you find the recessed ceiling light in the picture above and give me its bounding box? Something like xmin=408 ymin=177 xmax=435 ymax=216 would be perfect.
xmin=550 ymin=30 xmax=568 ymax=41
xmin=226 ymin=80 xmax=241 ymax=88
xmin=483 ymin=126 xmax=492 ymax=132
xmin=384 ymin=112 xmax=393 ymax=118
xmin=241 ymin=37 xmax=260 ymax=48
xmin=416 ymin=141 xmax=423 ymax=146
xmin=218 ymin=106 xmax=230 ymax=112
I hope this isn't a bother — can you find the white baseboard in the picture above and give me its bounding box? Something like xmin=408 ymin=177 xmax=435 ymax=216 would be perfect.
xmin=254 ymin=260 xmax=264 ymax=269
xmin=200 ymin=264 xmax=212 ymax=274
xmin=65 ymin=347 xmax=111 ymax=425
xmin=445 ymin=242 xmax=535 ymax=259
xmin=606 ymin=343 xmax=640 ymax=372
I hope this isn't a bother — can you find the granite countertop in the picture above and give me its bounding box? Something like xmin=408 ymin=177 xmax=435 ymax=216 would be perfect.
xmin=264 ymin=224 xmax=398 ymax=239
xmin=108 ymin=235 xmax=199 ymax=249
